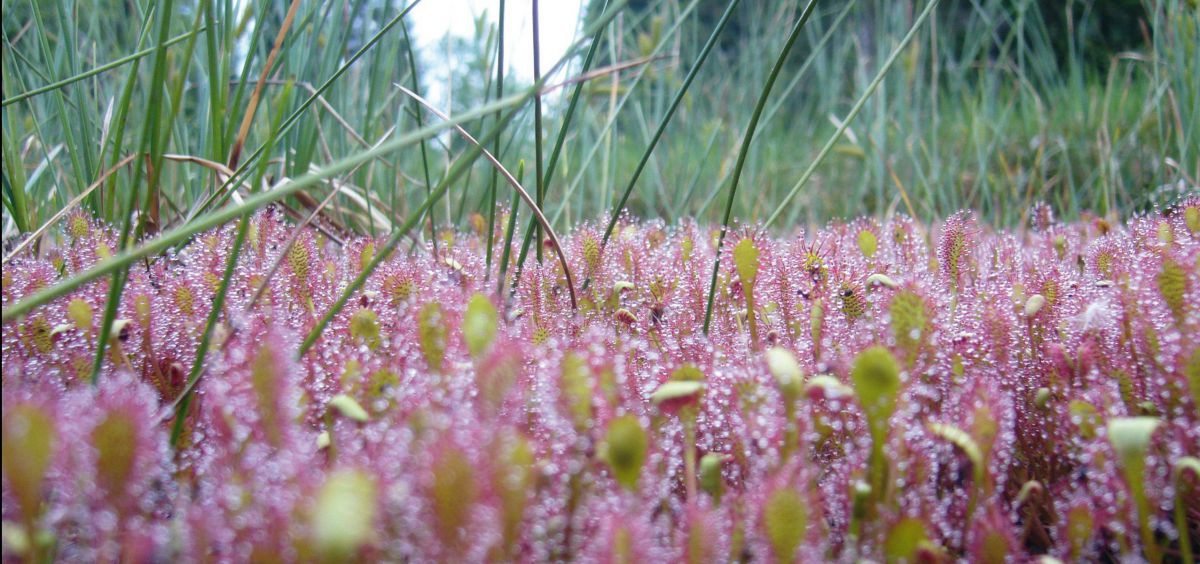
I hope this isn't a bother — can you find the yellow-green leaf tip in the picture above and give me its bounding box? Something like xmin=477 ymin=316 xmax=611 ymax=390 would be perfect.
xmin=329 ymin=394 xmax=370 ymax=422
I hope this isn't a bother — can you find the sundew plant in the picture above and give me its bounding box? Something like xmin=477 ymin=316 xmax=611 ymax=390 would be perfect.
xmin=2 ymin=0 xmax=1199 ymax=562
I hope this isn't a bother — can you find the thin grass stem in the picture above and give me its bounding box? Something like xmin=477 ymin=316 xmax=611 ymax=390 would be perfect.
xmin=702 ymin=0 xmax=819 ymax=334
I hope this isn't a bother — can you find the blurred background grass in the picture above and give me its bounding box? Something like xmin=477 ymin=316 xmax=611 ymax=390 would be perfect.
xmin=2 ymin=0 xmax=1197 ymax=244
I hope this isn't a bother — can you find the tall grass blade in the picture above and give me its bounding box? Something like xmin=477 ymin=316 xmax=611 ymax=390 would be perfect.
xmin=89 ymin=0 xmax=179 ymax=385
xmin=144 ymin=0 xmax=210 ymax=234
xmin=703 ymin=0 xmax=819 ymax=334
xmin=599 ymin=0 xmax=742 ymax=247
xmin=400 ymin=18 xmax=438 ymax=255
xmin=298 ymin=106 xmax=523 ymax=356
xmin=497 ymin=160 xmax=525 ymax=296
xmin=397 ymin=85 xmax=577 ymax=308
xmin=509 ymin=0 xmax=609 ymax=273
xmin=170 ymin=81 xmax=294 ymax=448
xmin=227 ymin=0 xmax=301 ymax=170
xmin=1 ymin=92 xmax=533 ymax=323
xmin=762 ymin=0 xmax=942 ymax=230
xmin=99 ymin=7 xmax=156 ymax=221
xmin=532 ymin=0 xmax=546 ymax=262
xmin=1 ymin=28 xmax=203 ymax=107
xmin=188 ymin=0 xmax=426 ymax=221
xmin=484 ymin=0 xmax=507 ymax=278
xmin=546 ymin=0 xmax=703 ymax=226
xmin=2 ymin=154 xmax=137 ymax=265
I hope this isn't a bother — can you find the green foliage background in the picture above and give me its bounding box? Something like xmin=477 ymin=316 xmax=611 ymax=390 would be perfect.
xmin=2 ymin=0 xmax=1197 ymax=244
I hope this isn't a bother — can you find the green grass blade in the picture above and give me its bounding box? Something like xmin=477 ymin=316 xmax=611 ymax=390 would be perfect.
xmin=97 ymin=7 xmax=156 ymax=220
xmin=220 ymin=0 xmax=271 ymax=153
xmin=169 ymin=81 xmax=293 ymax=448
xmin=599 ymin=0 xmax=742 ymax=247
xmin=762 ymin=0 xmax=942 ymax=230
xmin=145 ymin=0 xmax=211 ymax=233
xmin=542 ymin=0 xmax=607 ymax=196
xmin=702 ymin=0 xmax=819 ymax=334
xmin=190 ymin=0 xmax=425 ymax=222
xmin=298 ymin=106 xmax=523 ymax=356
xmin=509 ymin=0 xmax=610 ymax=271
xmin=532 ymin=0 xmax=545 ymax=262
xmin=496 ymin=160 xmax=525 ymax=296
xmin=546 ymin=0 xmax=703 ymax=226
xmin=89 ymin=0 xmax=179 ymax=385
xmin=28 ymin=3 xmax=89 ymax=207
xmin=169 ymin=212 xmax=250 ymax=447
xmin=400 ymin=18 xmax=438 ymax=254
xmin=1 ymin=90 xmax=533 ymax=324
xmin=202 ymin=0 xmax=226 ymax=161
xmin=1 ymin=113 xmax=32 ymax=232
xmin=0 ymin=24 xmax=203 ymax=107
xmin=484 ymin=0 xmax=507 ymax=278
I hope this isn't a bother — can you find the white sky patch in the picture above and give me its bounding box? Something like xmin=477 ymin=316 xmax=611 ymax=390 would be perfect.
xmin=409 ymin=0 xmax=586 ymax=111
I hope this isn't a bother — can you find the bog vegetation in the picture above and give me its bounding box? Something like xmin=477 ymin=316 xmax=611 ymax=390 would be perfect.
xmin=2 ymin=0 xmax=1198 ymax=562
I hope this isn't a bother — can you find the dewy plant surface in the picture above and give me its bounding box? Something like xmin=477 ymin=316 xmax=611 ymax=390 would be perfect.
xmin=3 ymin=201 xmax=1199 ymax=562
